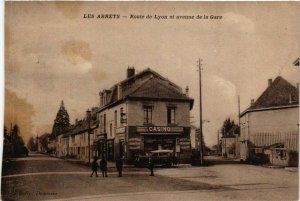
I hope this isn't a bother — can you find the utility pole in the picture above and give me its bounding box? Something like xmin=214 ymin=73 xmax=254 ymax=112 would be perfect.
xmin=86 ymin=109 xmax=91 ymax=164
xmin=197 ymin=58 xmax=204 ymax=166
xmin=217 ymin=130 xmax=220 ymax=156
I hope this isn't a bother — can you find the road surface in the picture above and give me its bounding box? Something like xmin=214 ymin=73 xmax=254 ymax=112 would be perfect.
xmin=1 ymin=153 xmax=298 ymax=201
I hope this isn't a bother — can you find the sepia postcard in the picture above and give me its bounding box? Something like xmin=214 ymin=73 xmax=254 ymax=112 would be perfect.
xmin=1 ymin=1 xmax=299 ymax=201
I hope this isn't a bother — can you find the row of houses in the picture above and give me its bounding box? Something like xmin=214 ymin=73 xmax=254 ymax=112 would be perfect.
xmin=45 ymin=68 xmax=194 ymax=164
xmin=221 ymin=76 xmax=299 ymax=166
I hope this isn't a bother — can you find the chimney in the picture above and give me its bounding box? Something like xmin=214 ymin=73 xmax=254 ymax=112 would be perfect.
xmin=127 ymin=66 xmax=135 ymax=78
xmin=99 ymin=92 xmax=103 ymax=107
xmin=251 ymin=99 xmax=254 ymax=106
xmin=268 ymin=79 xmax=272 ymax=87
xmin=185 ymin=86 xmax=189 ymax=97
xmin=296 ymin=83 xmax=299 ymax=91
xmin=117 ymin=84 xmax=122 ymax=100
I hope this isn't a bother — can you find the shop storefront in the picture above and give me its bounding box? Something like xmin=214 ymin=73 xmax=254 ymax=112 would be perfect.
xmin=95 ymin=134 xmax=107 ymax=159
xmin=125 ymin=126 xmax=191 ymax=162
xmin=114 ymin=127 xmax=126 ymax=161
xmin=107 ymin=139 xmax=114 ymax=161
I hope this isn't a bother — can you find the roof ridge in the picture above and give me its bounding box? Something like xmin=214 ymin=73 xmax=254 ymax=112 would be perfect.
xmin=248 ymin=76 xmax=298 ymax=111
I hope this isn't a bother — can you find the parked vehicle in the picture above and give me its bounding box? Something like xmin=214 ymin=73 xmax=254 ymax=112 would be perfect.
xmin=134 ymin=150 xmax=176 ymax=168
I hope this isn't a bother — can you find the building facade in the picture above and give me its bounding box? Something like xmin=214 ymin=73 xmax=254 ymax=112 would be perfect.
xmin=95 ymin=68 xmax=194 ymax=163
xmin=239 ymin=76 xmax=299 ymax=163
xmin=56 ymin=108 xmax=99 ymax=163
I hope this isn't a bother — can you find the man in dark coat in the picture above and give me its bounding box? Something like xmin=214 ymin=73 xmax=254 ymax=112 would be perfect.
xmin=100 ymin=157 xmax=108 ymax=177
xmin=148 ymin=155 xmax=154 ymax=176
xmin=90 ymin=156 xmax=98 ymax=177
xmin=116 ymin=156 xmax=123 ymax=177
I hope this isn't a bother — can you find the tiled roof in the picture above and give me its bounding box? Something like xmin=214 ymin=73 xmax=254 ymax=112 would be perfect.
xmin=127 ymin=76 xmax=192 ymax=101
xmin=61 ymin=118 xmax=98 ymax=137
xmin=98 ymin=68 xmax=193 ymax=111
xmin=241 ymin=76 xmax=298 ymax=116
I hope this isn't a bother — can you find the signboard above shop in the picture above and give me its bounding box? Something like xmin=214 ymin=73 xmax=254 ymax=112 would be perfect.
xmin=128 ymin=138 xmax=141 ymax=150
xmin=137 ymin=126 xmax=184 ymax=133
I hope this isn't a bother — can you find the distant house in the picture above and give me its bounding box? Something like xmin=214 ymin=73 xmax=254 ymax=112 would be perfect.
xmin=221 ymin=126 xmax=240 ymax=159
xmin=239 ymin=76 xmax=299 ymax=165
xmin=37 ymin=133 xmax=50 ymax=153
xmin=57 ymin=108 xmax=99 ymax=163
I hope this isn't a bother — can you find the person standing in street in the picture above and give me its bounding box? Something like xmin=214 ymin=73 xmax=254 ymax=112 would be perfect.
xmin=116 ymin=156 xmax=123 ymax=177
xmin=148 ymin=154 xmax=154 ymax=176
xmin=90 ymin=156 xmax=98 ymax=177
xmin=100 ymin=156 xmax=108 ymax=177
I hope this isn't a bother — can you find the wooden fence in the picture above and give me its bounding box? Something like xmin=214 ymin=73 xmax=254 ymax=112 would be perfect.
xmin=249 ymin=132 xmax=298 ymax=151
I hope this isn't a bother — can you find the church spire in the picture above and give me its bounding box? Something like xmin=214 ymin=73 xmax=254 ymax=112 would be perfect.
xmin=60 ymin=100 xmax=64 ymax=109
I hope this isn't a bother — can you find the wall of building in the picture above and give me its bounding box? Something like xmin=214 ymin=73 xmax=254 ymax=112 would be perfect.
xmin=239 ymin=107 xmax=299 ymax=162
xmin=249 ymin=107 xmax=298 ymax=134
xmin=98 ymin=102 xmax=127 ymax=140
xmin=127 ymin=100 xmax=190 ymax=127
xmin=240 ymin=107 xmax=298 ymax=141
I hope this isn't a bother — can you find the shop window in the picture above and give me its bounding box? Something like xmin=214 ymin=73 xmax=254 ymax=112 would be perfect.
xmin=120 ymin=108 xmax=123 ymax=123
xmin=144 ymin=106 xmax=152 ymax=124
xmin=167 ymin=107 xmax=176 ymax=124
xmin=120 ymin=107 xmax=126 ymax=124
xmin=275 ymin=149 xmax=287 ymax=160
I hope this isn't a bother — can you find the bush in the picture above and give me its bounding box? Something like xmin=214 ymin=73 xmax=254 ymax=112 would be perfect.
xmin=288 ymin=151 xmax=298 ymax=167
xmin=248 ymin=153 xmax=269 ymax=165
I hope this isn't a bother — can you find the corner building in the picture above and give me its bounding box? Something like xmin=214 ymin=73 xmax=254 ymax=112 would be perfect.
xmin=95 ymin=68 xmax=194 ymax=163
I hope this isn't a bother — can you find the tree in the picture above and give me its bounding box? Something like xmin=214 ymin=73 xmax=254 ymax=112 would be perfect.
xmin=52 ymin=100 xmax=70 ymax=137
xmin=3 ymin=125 xmax=12 ymax=159
xmin=11 ymin=124 xmax=25 ymax=156
xmin=221 ymin=118 xmax=240 ymax=137
xmin=27 ymin=136 xmax=37 ymax=151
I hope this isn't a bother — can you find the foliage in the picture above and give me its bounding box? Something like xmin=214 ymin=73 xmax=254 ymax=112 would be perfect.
xmin=221 ymin=118 xmax=240 ymax=137
xmin=52 ymin=101 xmax=70 ymax=137
xmin=3 ymin=124 xmax=26 ymax=157
xmin=39 ymin=133 xmax=51 ymax=152
xmin=27 ymin=136 xmax=37 ymax=151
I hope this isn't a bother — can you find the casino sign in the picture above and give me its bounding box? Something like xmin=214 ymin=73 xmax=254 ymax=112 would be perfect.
xmin=136 ymin=126 xmax=184 ymax=134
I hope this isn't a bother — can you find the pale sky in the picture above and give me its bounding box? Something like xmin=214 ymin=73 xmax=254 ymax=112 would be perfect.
xmin=4 ymin=2 xmax=299 ymax=145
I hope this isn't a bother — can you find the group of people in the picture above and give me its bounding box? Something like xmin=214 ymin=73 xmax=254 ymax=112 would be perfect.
xmin=90 ymin=156 xmax=123 ymax=178
xmin=90 ymin=155 xmax=155 ymax=177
